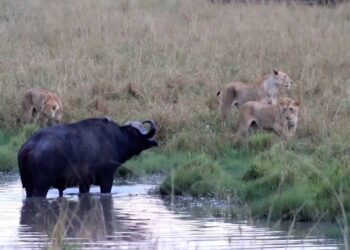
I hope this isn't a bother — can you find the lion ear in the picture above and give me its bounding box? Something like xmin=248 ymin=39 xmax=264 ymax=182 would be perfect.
xmin=216 ymin=91 xmax=221 ymax=96
xmin=294 ymin=101 xmax=301 ymax=107
xmin=273 ymin=69 xmax=279 ymax=75
xmin=279 ymin=99 xmax=287 ymax=106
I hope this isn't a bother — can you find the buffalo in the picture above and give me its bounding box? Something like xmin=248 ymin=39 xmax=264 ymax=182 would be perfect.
xmin=18 ymin=118 xmax=158 ymax=198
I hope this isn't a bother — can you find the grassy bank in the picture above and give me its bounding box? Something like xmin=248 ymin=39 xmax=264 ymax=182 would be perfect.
xmin=126 ymin=134 xmax=350 ymax=225
xmin=0 ymin=125 xmax=38 ymax=172
xmin=0 ymin=0 xmax=349 ymax=242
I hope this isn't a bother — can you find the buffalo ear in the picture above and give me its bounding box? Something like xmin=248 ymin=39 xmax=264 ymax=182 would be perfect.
xmin=103 ymin=116 xmax=113 ymax=122
xmin=273 ymin=69 xmax=279 ymax=75
xmin=216 ymin=91 xmax=221 ymax=96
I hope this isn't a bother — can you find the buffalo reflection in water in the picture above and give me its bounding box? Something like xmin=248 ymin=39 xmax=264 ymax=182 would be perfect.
xmin=19 ymin=195 xmax=147 ymax=243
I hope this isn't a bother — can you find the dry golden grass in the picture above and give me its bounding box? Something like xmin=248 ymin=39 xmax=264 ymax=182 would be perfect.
xmin=0 ymin=0 xmax=350 ymax=146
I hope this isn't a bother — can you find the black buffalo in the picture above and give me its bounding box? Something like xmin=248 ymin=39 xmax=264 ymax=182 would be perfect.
xmin=18 ymin=118 xmax=158 ymax=198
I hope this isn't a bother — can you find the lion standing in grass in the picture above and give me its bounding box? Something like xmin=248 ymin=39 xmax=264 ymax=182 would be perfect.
xmin=217 ymin=69 xmax=294 ymax=120
xmin=22 ymin=88 xmax=63 ymax=126
xmin=237 ymin=97 xmax=300 ymax=139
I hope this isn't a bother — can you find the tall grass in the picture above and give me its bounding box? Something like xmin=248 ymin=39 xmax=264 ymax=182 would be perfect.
xmin=0 ymin=0 xmax=349 ymax=245
xmin=0 ymin=0 xmax=349 ymax=139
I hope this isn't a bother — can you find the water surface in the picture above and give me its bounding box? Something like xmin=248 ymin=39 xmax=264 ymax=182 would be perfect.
xmin=0 ymin=174 xmax=342 ymax=249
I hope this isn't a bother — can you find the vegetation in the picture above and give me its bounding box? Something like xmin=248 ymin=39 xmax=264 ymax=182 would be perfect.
xmin=0 ymin=0 xmax=349 ymax=244
xmin=0 ymin=124 xmax=38 ymax=172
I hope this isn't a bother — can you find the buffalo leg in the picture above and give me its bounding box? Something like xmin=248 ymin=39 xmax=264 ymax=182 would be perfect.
xmin=99 ymin=175 xmax=114 ymax=193
xmin=32 ymin=187 xmax=49 ymax=198
xmin=79 ymin=183 xmax=91 ymax=194
xmin=25 ymin=188 xmax=33 ymax=198
xmin=58 ymin=189 xmax=64 ymax=197
xmin=100 ymin=183 xmax=113 ymax=193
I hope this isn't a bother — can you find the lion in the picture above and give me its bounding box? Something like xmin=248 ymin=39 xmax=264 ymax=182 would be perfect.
xmin=217 ymin=69 xmax=294 ymax=120
xmin=22 ymin=88 xmax=63 ymax=126
xmin=237 ymin=97 xmax=300 ymax=139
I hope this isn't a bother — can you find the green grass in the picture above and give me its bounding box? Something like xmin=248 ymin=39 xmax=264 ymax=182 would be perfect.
xmin=0 ymin=124 xmax=39 ymax=172
xmin=125 ymin=135 xmax=350 ymax=229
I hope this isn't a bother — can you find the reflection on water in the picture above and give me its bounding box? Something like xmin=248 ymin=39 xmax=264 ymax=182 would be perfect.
xmin=0 ymin=174 xmax=342 ymax=249
xmin=20 ymin=196 xmax=117 ymax=242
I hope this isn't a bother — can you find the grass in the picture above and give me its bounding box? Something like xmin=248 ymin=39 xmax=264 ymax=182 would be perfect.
xmin=0 ymin=0 xmax=349 ymax=245
xmin=0 ymin=124 xmax=38 ymax=172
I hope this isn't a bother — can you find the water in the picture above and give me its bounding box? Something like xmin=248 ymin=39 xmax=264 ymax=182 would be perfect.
xmin=0 ymin=174 xmax=342 ymax=250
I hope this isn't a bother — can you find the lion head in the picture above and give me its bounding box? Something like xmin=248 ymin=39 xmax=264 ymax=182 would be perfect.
xmin=41 ymin=97 xmax=61 ymax=119
xmin=273 ymin=69 xmax=294 ymax=89
xmin=279 ymin=97 xmax=300 ymax=128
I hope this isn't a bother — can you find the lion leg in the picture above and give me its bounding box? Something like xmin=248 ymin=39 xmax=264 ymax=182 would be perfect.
xmin=220 ymin=86 xmax=237 ymax=121
xmin=22 ymin=96 xmax=35 ymax=123
xmin=33 ymin=109 xmax=41 ymax=123
xmin=39 ymin=116 xmax=50 ymax=127
xmin=23 ymin=107 xmax=35 ymax=123
xmin=273 ymin=124 xmax=289 ymax=140
xmin=270 ymin=95 xmax=278 ymax=105
xmin=55 ymin=111 xmax=63 ymax=124
xmin=237 ymin=115 xmax=254 ymax=138
xmin=34 ymin=111 xmax=48 ymax=127
xmin=288 ymin=123 xmax=297 ymax=137
xmin=238 ymin=123 xmax=250 ymax=137
xmin=289 ymin=128 xmax=296 ymax=137
xmin=219 ymin=102 xmax=230 ymax=121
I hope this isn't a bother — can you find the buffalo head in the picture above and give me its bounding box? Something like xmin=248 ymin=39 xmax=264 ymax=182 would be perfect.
xmin=123 ymin=120 xmax=158 ymax=150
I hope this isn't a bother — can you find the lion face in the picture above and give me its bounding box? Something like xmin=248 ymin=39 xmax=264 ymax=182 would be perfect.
xmin=279 ymin=98 xmax=300 ymax=127
xmin=41 ymin=98 xmax=60 ymax=119
xmin=274 ymin=69 xmax=293 ymax=89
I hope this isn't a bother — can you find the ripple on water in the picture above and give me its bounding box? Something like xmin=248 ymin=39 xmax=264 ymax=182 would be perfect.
xmin=0 ymin=174 xmax=342 ymax=250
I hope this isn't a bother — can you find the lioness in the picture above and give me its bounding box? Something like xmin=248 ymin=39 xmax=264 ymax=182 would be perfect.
xmin=217 ymin=69 xmax=294 ymax=120
xmin=22 ymin=88 xmax=63 ymax=126
xmin=237 ymin=97 xmax=300 ymax=139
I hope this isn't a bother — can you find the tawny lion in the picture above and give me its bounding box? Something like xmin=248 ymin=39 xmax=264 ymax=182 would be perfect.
xmin=237 ymin=97 xmax=300 ymax=139
xmin=217 ymin=69 xmax=294 ymax=120
xmin=22 ymin=88 xmax=64 ymax=126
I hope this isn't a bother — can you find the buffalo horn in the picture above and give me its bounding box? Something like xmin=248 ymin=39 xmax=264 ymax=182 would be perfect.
xmin=142 ymin=120 xmax=156 ymax=138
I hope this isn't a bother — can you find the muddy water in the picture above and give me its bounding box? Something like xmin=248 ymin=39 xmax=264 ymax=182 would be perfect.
xmin=0 ymin=174 xmax=342 ymax=250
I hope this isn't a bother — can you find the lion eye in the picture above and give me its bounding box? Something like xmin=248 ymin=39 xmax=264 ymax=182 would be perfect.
xmin=52 ymin=106 xmax=57 ymax=110
xmin=289 ymin=108 xmax=294 ymax=112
